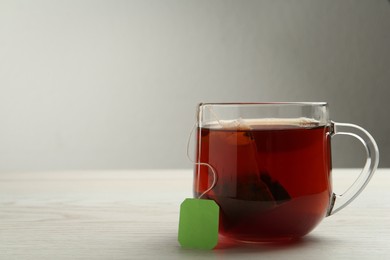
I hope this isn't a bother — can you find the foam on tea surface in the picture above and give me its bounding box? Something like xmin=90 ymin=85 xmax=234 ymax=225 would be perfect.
xmin=204 ymin=117 xmax=320 ymax=130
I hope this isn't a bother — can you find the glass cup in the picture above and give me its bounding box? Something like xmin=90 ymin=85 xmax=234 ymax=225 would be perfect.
xmin=193 ymin=102 xmax=379 ymax=242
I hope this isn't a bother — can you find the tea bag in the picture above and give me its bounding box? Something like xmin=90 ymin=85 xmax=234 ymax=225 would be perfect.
xmin=234 ymin=172 xmax=291 ymax=203
xmin=260 ymin=172 xmax=291 ymax=203
xmin=236 ymin=174 xmax=275 ymax=201
xmin=218 ymin=117 xmax=291 ymax=204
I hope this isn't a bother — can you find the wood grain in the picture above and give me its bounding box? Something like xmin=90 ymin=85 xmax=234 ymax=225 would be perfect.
xmin=0 ymin=169 xmax=389 ymax=259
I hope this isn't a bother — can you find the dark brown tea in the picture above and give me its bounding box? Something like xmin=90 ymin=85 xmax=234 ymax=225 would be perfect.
xmin=194 ymin=119 xmax=332 ymax=241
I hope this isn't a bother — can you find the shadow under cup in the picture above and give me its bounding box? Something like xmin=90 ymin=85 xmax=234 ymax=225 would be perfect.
xmin=194 ymin=120 xmax=332 ymax=242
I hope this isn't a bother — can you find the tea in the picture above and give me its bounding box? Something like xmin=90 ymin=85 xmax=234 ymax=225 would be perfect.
xmin=194 ymin=119 xmax=332 ymax=241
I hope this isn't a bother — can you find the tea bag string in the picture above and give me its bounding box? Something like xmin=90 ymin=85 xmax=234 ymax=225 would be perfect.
xmin=187 ymin=123 xmax=218 ymax=199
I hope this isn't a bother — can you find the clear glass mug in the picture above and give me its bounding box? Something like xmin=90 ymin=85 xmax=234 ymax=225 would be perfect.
xmin=193 ymin=102 xmax=379 ymax=242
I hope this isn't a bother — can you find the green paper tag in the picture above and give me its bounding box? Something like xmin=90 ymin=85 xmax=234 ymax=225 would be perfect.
xmin=178 ymin=198 xmax=219 ymax=250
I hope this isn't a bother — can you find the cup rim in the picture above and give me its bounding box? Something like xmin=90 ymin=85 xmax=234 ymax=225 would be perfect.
xmin=199 ymin=102 xmax=328 ymax=106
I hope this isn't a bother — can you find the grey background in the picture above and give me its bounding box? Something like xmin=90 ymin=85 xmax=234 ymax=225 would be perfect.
xmin=0 ymin=0 xmax=389 ymax=172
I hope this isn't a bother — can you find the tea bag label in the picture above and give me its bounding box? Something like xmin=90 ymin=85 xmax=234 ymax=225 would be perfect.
xmin=178 ymin=198 xmax=219 ymax=250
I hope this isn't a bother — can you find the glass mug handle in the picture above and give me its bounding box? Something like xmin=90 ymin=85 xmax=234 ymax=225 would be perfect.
xmin=327 ymin=121 xmax=380 ymax=216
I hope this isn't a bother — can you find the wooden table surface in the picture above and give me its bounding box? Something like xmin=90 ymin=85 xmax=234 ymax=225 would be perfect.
xmin=0 ymin=169 xmax=389 ymax=260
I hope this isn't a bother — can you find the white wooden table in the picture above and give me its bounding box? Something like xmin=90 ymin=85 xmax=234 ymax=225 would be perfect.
xmin=0 ymin=169 xmax=389 ymax=260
